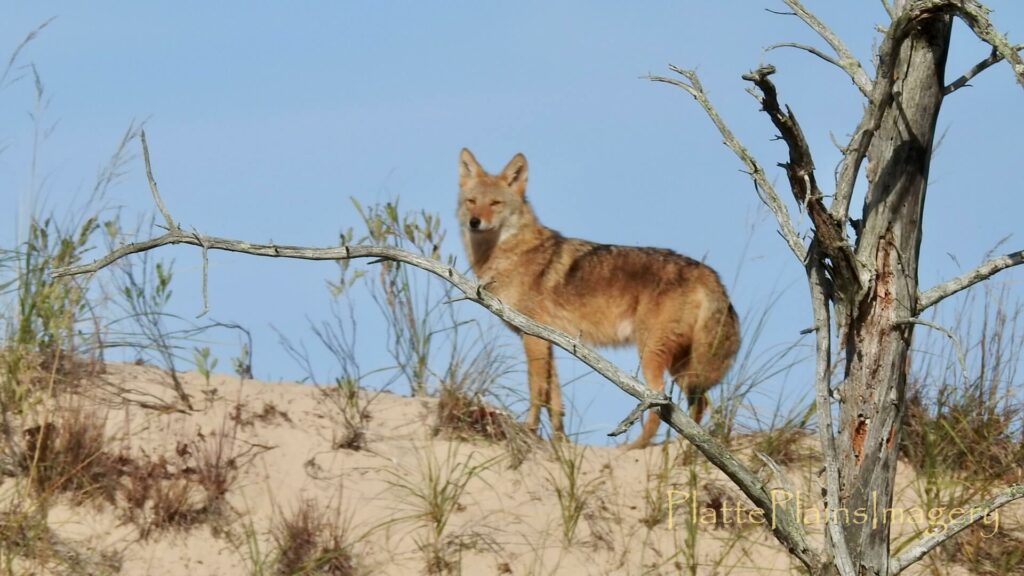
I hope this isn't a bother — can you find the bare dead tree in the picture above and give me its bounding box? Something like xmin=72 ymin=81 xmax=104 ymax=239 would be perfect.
xmin=651 ymin=0 xmax=1024 ymax=574
xmin=50 ymin=1 xmax=1024 ymax=574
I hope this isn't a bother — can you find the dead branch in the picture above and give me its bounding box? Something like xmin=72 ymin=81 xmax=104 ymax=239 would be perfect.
xmin=609 ymin=396 xmax=670 ymax=437
xmin=140 ymin=130 xmax=177 ymax=232
xmin=880 ymin=0 xmax=896 ymax=20
xmin=829 ymin=2 xmax=922 ymax=224
xmin=50 ymin=136 xmax=822 ymax=572
xmin=741 ymin=65 xmax=863 ymax=298
xmin=917 ymin=248 xmax=1024 ymax=312
xmin=830 ymin=0 xmax=1007 ymax=223
xmin=888 ymin=484 xmax=1024 ymax=575
xmin=806 ymin=251 xmax=856 ymax=576
xmin=892 ymin=317 xmax=967 ymax=377
xmin=766 ymin=42 xmax=842 ymax=69
xmin=647 ymin=66 xmax=808 ymax=264
xmin=949 ymin=0 xmax=1024 ymax=89
xmin=779 ymin=0 xmax=873 ymax=97
xmin=875 ymin=1 xmax=1024 ymax=98
xmin=944 ymin=44 xmax=1024 ymax=95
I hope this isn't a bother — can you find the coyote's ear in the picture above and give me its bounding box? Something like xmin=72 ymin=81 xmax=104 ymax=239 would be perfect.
xmin=500 ymin=153 xmax=528 ymax=196
xmin=459 ymin=148 xmax=483 ymax=182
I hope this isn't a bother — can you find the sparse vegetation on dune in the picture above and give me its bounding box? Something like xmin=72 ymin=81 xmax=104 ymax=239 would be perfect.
xmin=2 ymin=155 xmax=1022 ymax=574
xmin=4 ymin=6 xmax=1024 ymax=574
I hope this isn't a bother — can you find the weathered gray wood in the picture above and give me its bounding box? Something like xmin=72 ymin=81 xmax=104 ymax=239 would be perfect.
xmin=837 ymin=15 xmax=952 ymax=575
xmin=655 ymin=3 xmax=1024 ymax=575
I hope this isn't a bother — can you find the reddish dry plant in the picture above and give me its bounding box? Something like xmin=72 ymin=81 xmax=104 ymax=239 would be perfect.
xmin=16 ymin=404 xmax=256 ymax=538
xmin=272 ymin=498 xmax=359 ymax=576
xmin=119 ymin=455 xmax=211 ymax=538
xmin=433 ymin=384 xmax=536 ymax=469
xmin=434 ymin=384 xmax=511 ymax=442
xmin=20 ymin=406 xmax=120 ymax=502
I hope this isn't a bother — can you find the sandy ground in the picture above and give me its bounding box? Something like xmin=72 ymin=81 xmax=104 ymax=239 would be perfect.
xmin=3 ymin=363 xmax=1018 ymax=575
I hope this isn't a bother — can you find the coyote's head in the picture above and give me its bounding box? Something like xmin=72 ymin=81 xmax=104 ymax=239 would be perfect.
xmin=457 ymin=148 xmax=529 ymax=238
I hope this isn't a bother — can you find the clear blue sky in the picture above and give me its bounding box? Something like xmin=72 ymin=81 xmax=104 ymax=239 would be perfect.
xmin=2 ymin=2 xmax=1022 ymax=444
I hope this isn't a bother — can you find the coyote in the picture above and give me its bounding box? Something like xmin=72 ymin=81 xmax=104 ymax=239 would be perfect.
xmin=457 ymin=148 xmax=740 ymax=449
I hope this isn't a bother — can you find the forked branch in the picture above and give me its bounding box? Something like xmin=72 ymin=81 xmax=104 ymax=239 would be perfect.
xmin=950 ymin=0 xmax=1024 ymax=89
xmin=832 ymin=0 xmax=1023 ymax=222
xmin=647 ymin=66 xmax=808 ymax=264
xmin=741 ymin=65 xmax=863 ymax=297
xmin=776 ymin=0 xmax=873 ymax=97
xmin=829 ymin=2 xmax=919 ymax=223
xmin=50 ymin=135 xmax=822 ymax=572
xmin=945 ymin=44 xmax=1024 ymax=95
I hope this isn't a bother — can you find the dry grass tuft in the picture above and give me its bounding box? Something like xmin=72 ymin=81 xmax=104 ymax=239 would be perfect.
xmin=434 ymin=384 xmax=512 ymax=442
xmin=0 ymin=496 xmax=52 ymax=569
xmin=126 ymin=418 xmax=256 ymax=537
xmin=272 ymin=498 xmax=359 ymax=576
xmin=20 ymin=405 xmax=120 ymax=502
xmin=902 ymin=383 xmax=1024 ymax=482
xmin=231 ymin=401 xmax=292 ymax=428
xmin=901 ymin=286 xmax=1024 ymax=482
xmin=433 ymin=383 xmax=535 ymax=469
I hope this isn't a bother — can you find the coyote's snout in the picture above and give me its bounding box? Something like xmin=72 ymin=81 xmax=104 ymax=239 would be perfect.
xmin=457 ymin=148 xmax=740 ymax=449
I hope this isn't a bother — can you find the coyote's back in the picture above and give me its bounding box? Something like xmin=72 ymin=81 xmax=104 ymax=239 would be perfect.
xmin=457 ymin=148 xmax=740 ymax=449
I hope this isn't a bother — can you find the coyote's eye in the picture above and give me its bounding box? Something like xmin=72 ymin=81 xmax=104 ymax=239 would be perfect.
xmin=490 ymin=200 xmax=503 ymax=207
xmin=466 ymin=198 xmax=477 ymax=206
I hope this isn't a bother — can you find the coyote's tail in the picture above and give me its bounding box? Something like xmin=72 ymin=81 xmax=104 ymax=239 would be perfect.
xmin=684 ymin=295 xmax=741 ymax=403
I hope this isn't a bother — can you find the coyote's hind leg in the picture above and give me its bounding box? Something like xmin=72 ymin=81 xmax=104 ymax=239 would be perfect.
xmin=625 ymin=346 xmax=672 ymax=450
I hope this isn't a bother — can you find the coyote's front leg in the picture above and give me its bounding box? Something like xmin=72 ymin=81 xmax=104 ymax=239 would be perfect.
xmin=522 ymin=335 xmax=562 ymax=436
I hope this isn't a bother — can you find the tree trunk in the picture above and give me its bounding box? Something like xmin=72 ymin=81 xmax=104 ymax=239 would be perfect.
xmin=836 ymin=14 xmax=952 ymax=575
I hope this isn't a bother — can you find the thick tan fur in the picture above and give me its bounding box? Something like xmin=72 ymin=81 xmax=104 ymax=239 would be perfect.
xmin=457 ymin=148 xmax=740 ymax=449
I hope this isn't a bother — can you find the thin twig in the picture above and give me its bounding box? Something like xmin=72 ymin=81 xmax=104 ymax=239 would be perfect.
xmin=892 ymin=318 xmax=967 ymax=379
xmin=140 ymin=129 xmax=177 ymax=232
xmin=917 ymin=249 xmax=1024 ymax=312
xmin=443 ymin=295 xmax=472 ymax=305
xmin=944 ymin=44 xmax=1024 ymax=95
xmin=608 ymin=395 xmax=671 ymax=437
xmin=889 ymin=484 xmax=1024 ymax=575
xmin=880 ymin=0 xmax=896 ymax=20
xmin=766 ymin=42 xmax=842 ymax=68
xmin=648 ymin=66 xmax=808 ymax=264
xmin=195 ymin=229 xmax=210 ymax=318
xmin=780 ymin=0 xmax=873 ymax=97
